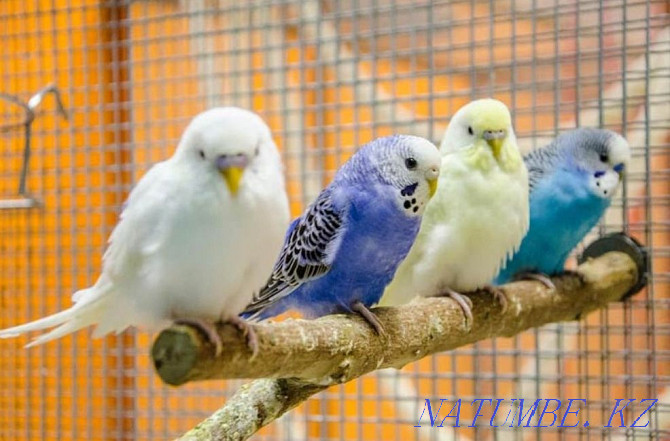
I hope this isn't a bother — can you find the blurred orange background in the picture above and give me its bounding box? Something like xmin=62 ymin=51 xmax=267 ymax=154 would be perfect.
xmin=0 ymin=1 xmax=668 ymax=440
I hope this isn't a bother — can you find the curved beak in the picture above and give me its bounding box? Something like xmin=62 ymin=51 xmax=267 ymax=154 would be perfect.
xmin=217 ymin=155 xmax=249 ymax=196
xmin=427 ymin=178 xmax=438 ymax=198
xmin=483 ymin=130 xmax=507 ymax=160
xmin=613 ymin=163 xmax=625 ymax=181
xmin=424 ymin=166 xmax=440 ymax=198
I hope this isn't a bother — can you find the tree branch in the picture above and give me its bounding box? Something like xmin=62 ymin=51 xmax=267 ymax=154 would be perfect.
xmin=154 ymin=250 xmax=643 ymax=440
xmin=153 ymin=251 xmax=639 ymax=386
xmin=175 ymin=378 xmax=326 ymax=441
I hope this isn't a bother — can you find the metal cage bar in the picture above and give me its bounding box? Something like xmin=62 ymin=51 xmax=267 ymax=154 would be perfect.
xmin=0 ymin=1 xmax=667 ymax=440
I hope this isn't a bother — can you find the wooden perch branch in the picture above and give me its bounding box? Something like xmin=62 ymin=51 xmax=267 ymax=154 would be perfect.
xmin=164 ymin=250 xmax=643 ymax=441
xmin=175 ymin=378 xmax=327 ymax=441
xmin=153 ymin=251 xmax=639 ymax=386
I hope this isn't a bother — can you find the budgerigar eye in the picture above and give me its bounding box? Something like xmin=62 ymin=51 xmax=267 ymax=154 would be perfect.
xmin=467 ymin=126 xmax=474 ymax=136
xmin=198 ymin=150 xmax=205 ymax=159
xmin=599 ymin=153 xmax=609 ymax=163
xmin=405 ymin=157 xmax=418 ymax=170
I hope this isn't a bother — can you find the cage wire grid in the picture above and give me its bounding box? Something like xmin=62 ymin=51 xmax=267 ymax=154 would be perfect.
xmin=0 ymin=0 xmax=668 ymax=440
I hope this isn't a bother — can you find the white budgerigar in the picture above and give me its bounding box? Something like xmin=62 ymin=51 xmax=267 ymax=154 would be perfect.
xmin=0 ymin=107 xmax=290 ymax=352
xmin=381 ymin=99 xmax=529 ymax=322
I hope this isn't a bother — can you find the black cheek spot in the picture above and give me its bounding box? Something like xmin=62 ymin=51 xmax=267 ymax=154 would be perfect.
xmin=604 ymin=190 xmax=608 ymax=195
xmin=413 ymin=206 xmax=419 ymax=213
xmin=411 ymin=198 xmax=416 ymax=204
xmin=403 ymin=200 xmax=411 ymax=209
xmin=596 ymin=182 xmax=600 ymax=187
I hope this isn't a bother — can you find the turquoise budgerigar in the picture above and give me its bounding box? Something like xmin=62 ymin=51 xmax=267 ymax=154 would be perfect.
xmin=381 ymin=99 xmax=529 ymax=323
xmin=494 ymin=128 xmax=630 ymax=286
xmin=0 ymin=107 xmax=290 ymax=354
xmin=242 ymin=135 xmax=441 ymax=335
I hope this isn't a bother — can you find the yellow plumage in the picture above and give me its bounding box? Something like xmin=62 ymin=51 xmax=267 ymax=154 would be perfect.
xmin=381 ymin=99 xmax=529 ymax=307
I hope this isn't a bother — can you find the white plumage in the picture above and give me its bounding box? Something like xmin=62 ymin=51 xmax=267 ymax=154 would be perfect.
xmin=0 ymin=107 xmax=290 ymax=347
xmin=381 ymin=99 xmax=529 ymax=310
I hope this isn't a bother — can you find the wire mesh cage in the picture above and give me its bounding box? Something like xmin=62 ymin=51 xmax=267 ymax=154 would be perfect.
xmin=0 ymin=0 xmax=668 ymax=440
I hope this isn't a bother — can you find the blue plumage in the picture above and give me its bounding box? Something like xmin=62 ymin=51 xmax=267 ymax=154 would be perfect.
xmin=250 ymin=185 xmax=420 ymax=319
xmin=495 ymin=168 xmax=610 ymax=281
xmin=242 ymin=135 xmax=441 ymax=328
xmin=495 ymin=128 xmax=630 ymax=284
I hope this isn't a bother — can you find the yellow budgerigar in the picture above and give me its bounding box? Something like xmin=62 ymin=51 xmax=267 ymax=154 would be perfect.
xmin=381 ymin=99 xmax=529 ymax=323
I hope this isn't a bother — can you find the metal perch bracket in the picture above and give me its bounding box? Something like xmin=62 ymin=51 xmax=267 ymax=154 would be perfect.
xmin=0 ymin=83 xmax=68 ymax=209
xmin=578 ymin=232 xmax=648 ymax=300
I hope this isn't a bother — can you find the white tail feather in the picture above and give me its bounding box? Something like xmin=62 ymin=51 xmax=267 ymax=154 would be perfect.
xmin=24 ymin=307 xmax=105 ymax=347
xmin=0 ymin=286 xmax=113 ymax=347
xmin=0 ymin=307 xmax=77 ymax=338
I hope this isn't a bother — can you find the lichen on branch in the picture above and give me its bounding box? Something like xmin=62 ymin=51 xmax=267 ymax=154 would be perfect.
xmin=153 ymin=251 xmax=641 ymax=441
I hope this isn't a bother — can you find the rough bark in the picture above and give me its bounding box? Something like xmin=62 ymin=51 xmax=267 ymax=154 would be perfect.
xmin=157 ymin=251 xmax=640 ymax=440
xmin=175 ymin=378 xmax=326 ymax=441
xmin=154 ymin=251 xmax=638 ymax=385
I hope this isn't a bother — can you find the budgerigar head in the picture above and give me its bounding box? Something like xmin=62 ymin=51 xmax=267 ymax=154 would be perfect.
xmin=440 ymin=98 xmax=518 ymax=166
xmin=174 ymin=107 xmax=281 ymax=197
xmin=355 ymin=135 xmax=441 ymax=217
xmin=559 ymin=128 xmax=630 ymax=199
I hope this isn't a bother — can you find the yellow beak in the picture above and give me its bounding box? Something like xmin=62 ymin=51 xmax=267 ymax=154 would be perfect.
xmin=486 ymin=138 xmax=504 ymax=160
xmin=221 ymin=167 xmax=245 ymax=196
xmin=427 ymin=178 xmax=438 ymax=198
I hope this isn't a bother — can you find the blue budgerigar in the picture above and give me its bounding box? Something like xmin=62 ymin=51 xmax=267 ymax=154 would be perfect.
xmin=242 ymin=135 xmax=441 ymax=334
xmin=494 ymin=128 xmax=630 ymax=285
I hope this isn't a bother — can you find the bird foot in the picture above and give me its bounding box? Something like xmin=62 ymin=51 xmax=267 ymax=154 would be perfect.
xmin=173 ymin=318 xmax=223 ymax=357
xmin=481 ymin=285 xmax=508 ymax=312
xmin=351 ymin=301 xmax=387 ymax=338
xmin=226 ymin=315 xmax=259 ymax=359
xmin=512 ymin=271 xmax=556 ymax=290
xmin=560 ymin=269 xmax=587 ymax=284
xmin=442 ymin=288 xmax=473 ymax=327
